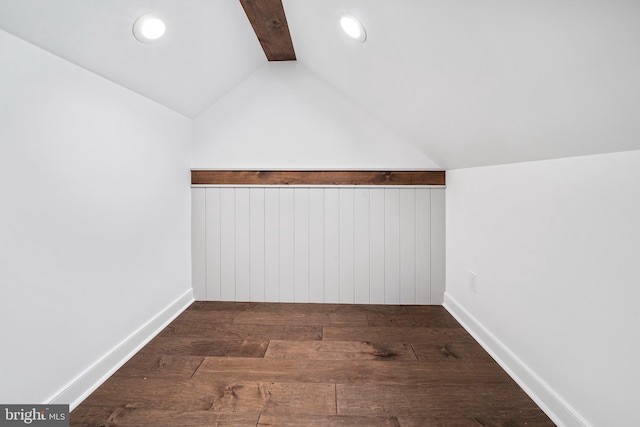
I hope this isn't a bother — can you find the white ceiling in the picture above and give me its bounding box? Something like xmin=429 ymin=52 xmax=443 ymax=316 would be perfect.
xmin=285 ymin=0 xmax=640 ymax=168
xmin=0 ymin=0 xmax=265 ymax=118
xmin=2 ymin=0 xmax=640 ymax=169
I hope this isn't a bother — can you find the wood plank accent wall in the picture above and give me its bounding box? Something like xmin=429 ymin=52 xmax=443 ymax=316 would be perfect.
xmin=192 ymin=187 xmax=445 ymax=305
xmin=191 ymin=170 xmax=446 ymax=186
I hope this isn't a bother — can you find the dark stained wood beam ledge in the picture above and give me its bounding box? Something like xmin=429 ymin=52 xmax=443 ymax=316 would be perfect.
xmin=191 ymin=170 xmax=445 ymax=186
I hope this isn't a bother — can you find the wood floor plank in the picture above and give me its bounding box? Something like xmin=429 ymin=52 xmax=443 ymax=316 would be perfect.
xmin=323 ymin=325 xmax=476 ymax=343
xmin=233 ymin=308 xmax=368 ymax=326
xmin=70 ymin=406 xmax=259 ymax=426
xmin=366 ymin=310 xmax=461 ymax=328
xmin=115 ymin=354 xmax=204 ymax=379
xmin=140 ymin=336 xmax=269 ymax=357
xmin=337 ymin=383 xmax=551 ymax=420
xmin=264 ymin=340 xmax=417 ymax=361
xmin=237 ymin=302 xmax=335 ymax=313
xmin=397 ymin=415 xmax=555 ymax=427
xmin=69 ymin=405 xmax=134 ymax=427
xmin=332 ymin=304 xmax=409 ymax=316
xmin=258 ymin=414 xmax=401 ymax=426
xmin=188 ymin=301 xmax=254 ymax=311
xmin=167 ymin=307 xmax=239 ymax=326
xmin=78 ymin=377 xmax=192 ymax=410
xmin=158 ymin=323 xmax=323 ymax=341
xmin=411 ymin=341 xmax=495 ymax=363
xmin=120 ymin=410 xmax=260 ymax=426
xmin=182 ymin=380 xmax=337 ymax=415
xmin=196 ymin=357 xmax=513 ymax=385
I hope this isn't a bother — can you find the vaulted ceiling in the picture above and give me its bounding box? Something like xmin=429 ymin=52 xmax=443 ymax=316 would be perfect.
xmin=1 ymin=0 xmax=640 ymax=169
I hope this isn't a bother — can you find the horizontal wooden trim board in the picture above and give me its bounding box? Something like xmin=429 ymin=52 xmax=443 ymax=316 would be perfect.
xmin=191 ymin=170 xmax=446 ymax=186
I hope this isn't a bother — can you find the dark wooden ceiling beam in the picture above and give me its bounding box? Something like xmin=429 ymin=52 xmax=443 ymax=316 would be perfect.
xmin=191 ymin=170 xmax=446 ymax=186
xmin=240 ymin=0 xmax=296 ymax=61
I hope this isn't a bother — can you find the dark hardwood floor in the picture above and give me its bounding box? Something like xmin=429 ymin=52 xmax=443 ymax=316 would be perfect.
xmin=71 ymin=302 xmax=555 ymax=426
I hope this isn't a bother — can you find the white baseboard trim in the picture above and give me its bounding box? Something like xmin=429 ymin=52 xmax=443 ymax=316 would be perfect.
xmin=443 ymin=293 xmax=590 ymax=427
xmin=49 ymin=288 xmax=194 ymax=410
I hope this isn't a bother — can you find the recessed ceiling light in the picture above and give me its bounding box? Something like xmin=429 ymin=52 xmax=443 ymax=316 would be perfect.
xmin=133 ymin=14 xmax=166 ymax=43
xmin=339 ymin=14 xmax=366 ymax=43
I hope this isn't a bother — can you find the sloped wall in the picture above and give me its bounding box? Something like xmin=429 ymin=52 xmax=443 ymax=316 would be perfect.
xmin=445 ymin=150 xmax=640 ymax=426
xmin=0 ymin=30 xmax=192 ymax=407
xmin=192 ymin=62 xmax=440 ymax=170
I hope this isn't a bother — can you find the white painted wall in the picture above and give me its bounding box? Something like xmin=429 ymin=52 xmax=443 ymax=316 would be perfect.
xmin=0 ymin=30 xmax=192 ymax=407
xmin=192 ymin=62 xmax=440 ymax=170
xmin=192 ymin=187 xmax=445 ymax=305
xmin=445 ymin=150 xmax=640 ymax=427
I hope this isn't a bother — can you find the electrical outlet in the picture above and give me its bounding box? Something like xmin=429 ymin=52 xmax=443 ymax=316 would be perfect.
xmin=469 ymin=271 xmax=478 ymax=293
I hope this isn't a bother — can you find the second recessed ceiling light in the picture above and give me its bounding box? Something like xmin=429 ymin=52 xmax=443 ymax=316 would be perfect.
xmin=339 ymin=14 xmax=366 ymax=43
xmin=133 ymin=14 xmax=166 ymax=43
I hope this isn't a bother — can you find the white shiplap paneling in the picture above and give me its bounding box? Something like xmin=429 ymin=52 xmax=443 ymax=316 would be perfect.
xmin=353 ymin=188 xmax=370 ymax=304
xmin=415 ymin=189 xmax=431 ymax=304
xmin=324 ymin=189 xmax=340 ymax=303
xmin=384 ymin=188 xmax=401 ymax=304
xmin=235 ymin=188 xmax=251 ymax=301
xmin=339 ymin=188 xmax=355 ymax=304
xmin=220 ymin=188 xmax=235 ymax=301
xmin=430 ymin=189 xmax=446 ymax=304
xmin=369 ymin=189 xmax=385 ymax=304
xmin=191 ymin=188 xmax=206 ymax=300
xmin=293 ymin=188 xmax=310 ymax=302
xmin=249 ymin=188 xmax=265 ymax=301
xmin=400 ymin=189 xmax=417 ymax=304
xmin=264 ymin=188 xmax=280 ymax=302
xmin=204 ymin=187 xmax=221 ymax=300
xmin=279 ymin=188 xmax=295 ymax=302
xmin=308 ymin=188 xmax=325 ymax=303
xmin=192 ymin=186 xmax=445 ymax=304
